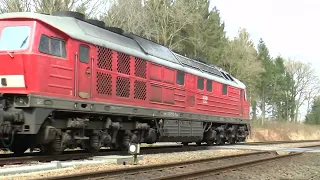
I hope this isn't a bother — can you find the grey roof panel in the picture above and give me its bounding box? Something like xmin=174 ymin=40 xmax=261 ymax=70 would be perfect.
xmin=126 ymin=34 xmax=180 ymax=64
xmin=76 ymin=20 xmax=140 ymax=51
xmin=174 ymin=53 xmax=224 ymax=78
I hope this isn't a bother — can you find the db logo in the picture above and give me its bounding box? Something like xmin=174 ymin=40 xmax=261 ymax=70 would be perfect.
xmin=202 ymin=96 xmax=208 ymax=104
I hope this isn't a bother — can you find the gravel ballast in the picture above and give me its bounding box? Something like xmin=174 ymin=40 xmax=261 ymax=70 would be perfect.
xmin=201 ymin=152 xmax=320 ymax=180
xmin=1 ymin=142 xmax=320 ymax=180
xmin=0 ymin=149 xmax=257 ymax=180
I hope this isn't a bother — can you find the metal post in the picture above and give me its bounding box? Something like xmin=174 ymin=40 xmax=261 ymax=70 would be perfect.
xmin=133 ymin=154 xmax=138 ymax=165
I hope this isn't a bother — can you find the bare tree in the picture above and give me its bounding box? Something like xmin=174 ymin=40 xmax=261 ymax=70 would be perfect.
xmin=0 ymin=0 xmax=32 ymax=13
xmin=103 ymin=0 xmax=146 ymax=33
xmin=74 ymin=0 xmax=102 ymax=18
xmin=33 ymin=0 xmax=101 ymax=17
xmin=145 ymin=0 xmax=201 ymax=50
xmin=305 ymin=82 xmax=320 ymax=113
xmin=285 ymin=59 xmax=320 ymax=122
xmin=0 ymin=0 xmax=102 ymax=18
xmin=33 ymin=0 xmax=76 ymax=14
xmin=103 ymin=0 xmax=202 ymax=52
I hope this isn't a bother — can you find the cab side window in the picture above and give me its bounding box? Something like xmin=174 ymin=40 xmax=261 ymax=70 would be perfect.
xmin=79 ymin=45 xmax=89 ymax=64
xmin=222 ymin=84 xmax=228 ymax=95
xmin=176 ymin=71 xmax=185 ymax=85
xmin=39 ymin=35 xmax=50 ymax=54
xmin=206 ymin=80 xmax=212 ymax=92
xmin=39 ymin=34 xmax=66 ymax=58
xmin=197 ymin=77 xmax=204 ymax=90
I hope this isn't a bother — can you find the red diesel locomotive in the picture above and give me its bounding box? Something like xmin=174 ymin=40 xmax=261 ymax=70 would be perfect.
xmin=0 ymin=11 xmax=250 ymax=155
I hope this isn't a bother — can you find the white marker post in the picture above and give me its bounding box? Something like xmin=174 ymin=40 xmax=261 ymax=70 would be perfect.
xmin=128 ymin=143 xmax=140 ymax=165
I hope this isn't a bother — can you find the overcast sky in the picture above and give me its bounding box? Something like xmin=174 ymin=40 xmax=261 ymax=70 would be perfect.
xmin=209 ymin=0 xmax=320 ymax=119
xmin=210 ymin=0 xmax=320 ymax=76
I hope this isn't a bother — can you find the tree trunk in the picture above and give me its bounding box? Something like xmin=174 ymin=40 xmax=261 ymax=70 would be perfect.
xmin=294 ymin=107 xmax=299 ymax=123
xmin=261 ymin=88 xmax=265 ymax=125
xmin=252 ymin=100 xmax=257 ymax=121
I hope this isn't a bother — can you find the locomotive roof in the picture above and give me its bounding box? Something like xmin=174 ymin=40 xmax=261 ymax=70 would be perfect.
xmin=0 ymin=12 xmax=246 ymax=89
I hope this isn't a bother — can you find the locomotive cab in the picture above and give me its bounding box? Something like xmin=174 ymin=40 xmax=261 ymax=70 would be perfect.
xmin=0 ymin=20 xmax=34 ymax=92
xmin=0 ymin=17 xmax=72 ymax=154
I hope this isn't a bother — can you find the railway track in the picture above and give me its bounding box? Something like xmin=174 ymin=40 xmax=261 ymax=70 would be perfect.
xmin=0 ymin=140 xmax=319 ymax=167
xmin=35 ymin=150 xmax=307 ymax=180
xmin=0 ymin=145 xmax=206 ymax=166
xmin=244 ymin=139 xmax=320 ymax=145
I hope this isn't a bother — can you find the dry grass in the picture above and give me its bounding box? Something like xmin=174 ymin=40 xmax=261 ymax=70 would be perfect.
xmin=248 ymin=121 xmax=320 ymax=142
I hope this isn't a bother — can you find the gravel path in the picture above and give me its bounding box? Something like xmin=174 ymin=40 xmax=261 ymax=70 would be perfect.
xmin=197 ymin=152 xmax=320 ymax=180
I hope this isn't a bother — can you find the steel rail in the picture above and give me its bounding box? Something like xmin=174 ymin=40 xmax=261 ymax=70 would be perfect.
xmin=244 ymin=139 xmax=320 ymax=145
xmin=0 ymin=145 xmax=192 ymax=166
xmin=34 ymin=151 xmax=271 ymax=180
xmin=0 ymin=140 xmax=319 ymax=167
xmin=151 ymin=152 xmax=303 ymax=180
xmin=0 ymin=139 xmax=317 ymax=159
xmin=33 ymin=143 xmax=320 ymax=180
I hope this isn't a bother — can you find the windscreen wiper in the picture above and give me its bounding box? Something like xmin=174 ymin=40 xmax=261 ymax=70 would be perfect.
xmin=20 ymin=36 xmax=29 ymax=48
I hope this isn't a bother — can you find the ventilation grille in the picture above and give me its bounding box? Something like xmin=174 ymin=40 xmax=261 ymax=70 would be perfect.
xmin=117 ymin=52 xmax=130 ymax=75
xmin=97 ymin=47 xmax=112 ymax=71
xmin=96 ymin=72 xmax=112 ymax=96
xmin=96 ymin=47 xmax=148 ymax=100
xmin=134 ymin=57 xmax=147 ymax=78
xmin=134 ymin=80 xmax=146 ymax=100
xmin=116 ymin=77 xmax=130 ymax=98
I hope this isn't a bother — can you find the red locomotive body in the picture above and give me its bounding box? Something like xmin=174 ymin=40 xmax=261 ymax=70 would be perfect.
xmin=0 ymin=11 xmax=250 ymax=155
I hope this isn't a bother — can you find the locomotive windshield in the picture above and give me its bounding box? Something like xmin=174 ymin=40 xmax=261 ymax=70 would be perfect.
xmin=0 ymin=26 xmax=30 ymax=51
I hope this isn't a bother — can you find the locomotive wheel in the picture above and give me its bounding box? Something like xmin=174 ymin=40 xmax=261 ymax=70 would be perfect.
xmin=182 ymin=142 xmax=188 ymax=146
xmin=9 ymin=143 xmax=29 ymax=156
xmin=217 ymin=140 xmax=225 ymax=145
xmin=51 ymin=136 xmax=64 ymax=155
xmin=196 ymin=141 xmax=202 ymax=146
xmin=206 ymin=140 xmax=214 ymax=146
xmin=41 ymin=136 xmax=64 ymax=155
xmin=120 ymin=134 xmax=130 ymax=151
xmin=9 ymin=136 xmax=31 ymax=156
xmin=116 ymin=131 xmax=130 ymax=151
xmin=216 ymin=137 xmax=225 ymax=145
xmin=228 ymin=137 xmax=236 ymax=144
xmin=85 ymin=135 xmax=101 ymax=153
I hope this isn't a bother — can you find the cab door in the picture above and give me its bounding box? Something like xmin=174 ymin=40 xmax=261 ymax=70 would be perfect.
xmin=240 ymin=89 xmax=244 ymax=117
xmin=76 ymin=44 xmax=92 ymax=99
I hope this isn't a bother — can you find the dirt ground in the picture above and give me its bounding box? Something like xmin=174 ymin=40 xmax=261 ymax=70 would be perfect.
xmin=247 ymin=121 xmax=320 ymax=142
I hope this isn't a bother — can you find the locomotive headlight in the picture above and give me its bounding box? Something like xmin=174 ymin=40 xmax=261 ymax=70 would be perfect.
xmin=14 ymin=95 xmax=29 ymax=106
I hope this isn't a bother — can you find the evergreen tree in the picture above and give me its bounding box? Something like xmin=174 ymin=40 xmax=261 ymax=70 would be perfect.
xmin=305 ymin=96 xmax=320 ymax=125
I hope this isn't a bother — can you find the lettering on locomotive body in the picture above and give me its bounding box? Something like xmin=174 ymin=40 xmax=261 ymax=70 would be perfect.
xmin=36 ymin=98 xmax=44 ymax=105
xmin=202 ymin=95 xmax=208 ymax=104
xmin=110 ymin=106 xmax=123 ymax=110
xmin=163 ymin=112 xmax=179 ymax=117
